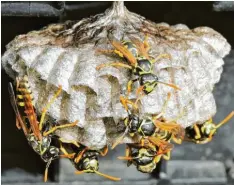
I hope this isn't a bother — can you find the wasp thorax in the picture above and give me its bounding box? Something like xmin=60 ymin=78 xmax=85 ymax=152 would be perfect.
xmin=140 ymin=74 xmax=159 ymax=94
xmin=138 ymin=119 xmax=156 ymax=136
xmin=127 ymin=114 xmax=140 ymax=134
xmin=77 ymin=157 xmax=99 ymax=172
xmin=27 ymin=135 xmax=40 ymax=153
xmin=134 ymin=58 xmax=152 ymax=75
xmin=122 ymin=41 xmax=138 ymax=57
xmin=41 ymin=146 xmax=59 ymax=162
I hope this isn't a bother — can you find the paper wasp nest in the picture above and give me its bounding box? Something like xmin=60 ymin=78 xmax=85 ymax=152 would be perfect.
xmin=2 ymin=2 xmax=230 ymax=149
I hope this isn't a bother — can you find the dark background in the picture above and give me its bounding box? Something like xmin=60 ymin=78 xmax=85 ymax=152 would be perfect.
xmin=1 ymin=2 xmax=234 ymax=185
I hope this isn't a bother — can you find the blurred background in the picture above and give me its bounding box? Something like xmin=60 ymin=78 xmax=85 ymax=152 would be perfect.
xmin=1 ymin=1 xmax=234 ymax=185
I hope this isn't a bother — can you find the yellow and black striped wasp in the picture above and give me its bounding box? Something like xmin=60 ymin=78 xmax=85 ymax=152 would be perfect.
xmin=185 ymin=111 xmax=234 ymax=144
xmin=8 ymin=75 xmax=78 ymax=182
xmin=96 ymin=36 xmax=181 ymax=98
xmin=118 ymin=144 xmax=161 ymax=173
xmin=59 ymin=143 xmax=121 ymax=181
xmin=112 ymin=93 xmax=185 ymax=161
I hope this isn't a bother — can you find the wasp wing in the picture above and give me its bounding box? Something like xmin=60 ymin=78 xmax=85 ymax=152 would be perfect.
xmin=148 ymin=136 xmax=174 ymax=154
xmin=129 ymin=37 xmax=150 ymax=60
xmin=111 ymin=41 xmax=137 ymax=66
xmin=154 ymin=120 xmax=185 ymax=140
xmin=8 ymin=82 xmax=29 ymax=136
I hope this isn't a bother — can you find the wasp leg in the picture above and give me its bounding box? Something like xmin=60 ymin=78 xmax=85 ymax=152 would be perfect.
xmin=134 ymin=85 xmax=145 ymax=106
xmin=59 ymin=144 xmax=76 ymax=159
xmin=118 ymin=145 xmax=132 ymax=161
xmin=143 ymin=34 xmax=150 ymax=52
xmin=39 ymin=86 xmax=62 ymax=131
xmin=151 ymin=53 xmax=172 ymax=64
xmin=194 ymin=124 xmax=201 ymax=139
xmin=140 ymin=138 xmax=145 ymax=147
xmin=96 ymin=61 xmax=132 ymax=70
xmin=120 ymin=96 xmax=138 ymax=112
xmin=172 ymin=137 xmax=182 ymax=144
xmin=100 ymin=146 xmax=108 ymax=156
xmin=125 ymin=144 xmax=130 ymax=157
xmin=153 ymin=155 xmax=162 ymax=163
xmin=43 ymin=120 xmax=78 ymax=136
xmin=127 ymin=79 xmax=138 ymax=97
xmin=118 ymin=145 xmax=133 ymax=161
xmin=162 ymin=151 xmax=171 ymax=160
xmin=74 ymin=147 xmax=89 ymax=163
xmin=16 ymin=118 xmax=21 ymax=129
xmin=59 ymin=138 xmax=80 ymax=148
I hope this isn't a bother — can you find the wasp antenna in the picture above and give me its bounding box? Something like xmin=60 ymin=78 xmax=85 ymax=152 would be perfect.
xmin=216 ymin=111 xmax=234 ymax=129
xmin=94 ymin=170 xmax=121 ymax=181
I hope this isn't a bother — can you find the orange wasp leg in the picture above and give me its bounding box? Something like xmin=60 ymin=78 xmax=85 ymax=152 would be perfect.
xmin=118 ymin=145 xmax=132 ymax=161
xmin=100 ymin=146 xmax=108 ymax=156
xmin=59 ymin=138 xmax=80 ymax=148
xmin=162 ymin=151 xmax=171 ymax=161
xmin=39 ymin=85 xmax=62 ymax=131
xmin=120 ymin=95 xmax=138 ymax=112
xmin=96 ymin=61 xmax=132 ymax=70
xmin=143 ymin=34 xmax=150 ymax=52
xmin=193 ymin=124 xmax=201 ymax=139
xmin=74 ymin=147 xmax=89 ymax=163
xmin=172 ymin=137 xmax=182 ymax=144
xmin=59 ymin=144 xmax=76 ymax=159
xmin=126 ymin=78 xmax=138 ymax=97
xmin=153 ymin=155 xmax=161 ymax=163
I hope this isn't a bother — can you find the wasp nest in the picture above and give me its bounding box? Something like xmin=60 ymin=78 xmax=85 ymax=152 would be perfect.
xmin=2 ymin=2 xmax=230 ymax=149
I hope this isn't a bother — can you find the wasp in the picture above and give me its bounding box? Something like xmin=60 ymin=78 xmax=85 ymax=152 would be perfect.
xmin=118 ymin=144 xmax=170 ymax=173
xmin=96 ymin=36 xmax=181 ymax=98
xmin=8 ymin=76 xmax=78 ymax=182
xmin=59 ymin=144 xmax=121 ymax=181
xmin=185 ymin=111 xmax=234 ymax=144
xmin=112 ymin=93 xmax=185 ymax=161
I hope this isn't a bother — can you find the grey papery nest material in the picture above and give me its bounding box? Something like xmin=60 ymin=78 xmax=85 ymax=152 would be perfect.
xmin=2 ymin=2 xmax=231 ymax=149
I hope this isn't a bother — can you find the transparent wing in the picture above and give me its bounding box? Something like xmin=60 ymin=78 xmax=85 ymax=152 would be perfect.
xmin=148 ymin=136 xmax=174 ymax=154
xmin=154 ymin=120 xmax=185 ymax=140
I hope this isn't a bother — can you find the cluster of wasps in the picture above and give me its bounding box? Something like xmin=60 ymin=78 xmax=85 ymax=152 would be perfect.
xmin=9 ymin=35 xmax=234 ymax=182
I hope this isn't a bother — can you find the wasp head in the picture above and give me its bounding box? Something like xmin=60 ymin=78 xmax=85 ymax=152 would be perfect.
xmin=140 ymin=74 xmax=158 ymax=94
